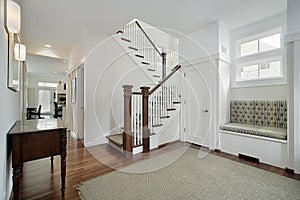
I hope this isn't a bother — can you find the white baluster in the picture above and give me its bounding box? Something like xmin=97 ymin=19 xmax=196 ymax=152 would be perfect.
xmin=138 ymin=95 xmax=140 ymax=146
xmin=132 ymin=95 xmax=136 ymax=146
xmin=140 ymin=95 xmax=143 ymax=145
xmin=131 ymin=94 xmax=134 ymax=136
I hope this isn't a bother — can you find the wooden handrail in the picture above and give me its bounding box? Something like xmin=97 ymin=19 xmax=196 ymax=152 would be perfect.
xmin=149 ymin=65 xmax=181 ymax=95
xmin=135 ymin=21 xmax=162 ymax=57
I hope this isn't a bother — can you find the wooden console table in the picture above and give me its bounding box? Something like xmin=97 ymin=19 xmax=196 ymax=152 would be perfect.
xmin=8 ymin=119 xmax=67 ymax=200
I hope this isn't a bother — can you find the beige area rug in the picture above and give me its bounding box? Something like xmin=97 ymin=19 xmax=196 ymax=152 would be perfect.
xmin=77 ymin=147 xmax=300 ymax=200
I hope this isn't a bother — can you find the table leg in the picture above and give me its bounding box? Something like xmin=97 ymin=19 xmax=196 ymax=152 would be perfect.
xmin=50 ymin=156 xmax=54 ymax=166
xmin=13 ymin=165 xmax=22 ymax=200
xmin=60 ymin=132 xmax=67 ymax=197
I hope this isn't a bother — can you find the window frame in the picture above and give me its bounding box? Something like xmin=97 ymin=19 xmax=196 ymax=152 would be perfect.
xmin=236 ymin=28 xmax=283 ymax=58
xmin=232 ymin=28 xmax=286 ymax=88
xmin=236 ymin=56 xmax=284 ymax=82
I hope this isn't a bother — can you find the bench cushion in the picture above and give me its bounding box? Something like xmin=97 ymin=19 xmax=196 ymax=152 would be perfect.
xmin=230 ymin=100 xmax=287 ymax=128
xmin=220 ymin=123 xmax=287 ymax=140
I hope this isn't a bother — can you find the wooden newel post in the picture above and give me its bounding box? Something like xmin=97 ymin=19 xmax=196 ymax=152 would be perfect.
xmin=141 ymin=86 xmax=150 ymax=152
xmin=123 ymin=85 xmax=133 ymax=152
xmin=162 ymin=52 xmax=167 ymax=80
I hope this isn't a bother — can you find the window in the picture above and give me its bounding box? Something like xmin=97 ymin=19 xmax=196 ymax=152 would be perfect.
xmin=38 ymin=82 xmax=58 ymax=88
xmin=239 ymin=33 xmax=281 ymax=57
xmin=38 ymin=89 xmax=51 ymax=113
xmin=239 ymin=59 xmax=281 ymax=81
xmin=233 ymin=28 xmax=285 ymax=86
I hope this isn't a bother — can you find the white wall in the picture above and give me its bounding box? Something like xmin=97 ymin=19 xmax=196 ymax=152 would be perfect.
xmin=0 ymin=0 xmax=20 ymax=199
xmin=68 ymin=29 xmax=110 ymax=69
xmin=287 ymin=0 xmax=300 ymax=36
xmin=218 ymin=22 xmax=231 ymax=62
xmin=231 ymin=85 xmax=287 ymax=100
xmin=286 ymin=0 xmax=300 ymax=174
xmin=293 ymin=40 xmax=300 ymax=173
xmin=179 ymin=22 xmax=219 ymax=63
xmin=218 ymin=60 xmax=231 ymax=125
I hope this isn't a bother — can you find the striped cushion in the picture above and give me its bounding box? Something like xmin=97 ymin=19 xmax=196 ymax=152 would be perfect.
xmin=220 ymin=123 xmax=287 ymax=140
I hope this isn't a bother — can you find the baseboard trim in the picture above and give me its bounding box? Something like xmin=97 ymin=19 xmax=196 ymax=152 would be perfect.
xmin=214 ymin=149 xmax=221 ymax=153
xmin=285 ymin=167 xmax=294 ymax=174
xmin=158 ymin=140 xmax=181 ymax=149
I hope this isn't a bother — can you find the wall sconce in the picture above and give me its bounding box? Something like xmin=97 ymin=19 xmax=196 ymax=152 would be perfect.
xmin=14 ymin=43 xmax=26 ymax=61
xmin=7 ymin=0 xmax=21 ymax=33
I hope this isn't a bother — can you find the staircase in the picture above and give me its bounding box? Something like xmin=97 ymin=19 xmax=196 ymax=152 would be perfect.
xmin=107 ymin=19 xmax=181 ymax=154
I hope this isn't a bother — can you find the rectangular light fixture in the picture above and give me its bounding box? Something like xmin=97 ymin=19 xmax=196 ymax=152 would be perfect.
xmin=14 ymin=43 xmax=26 ymax=61
xmin=7 ymin=0 xmax=21 ymax=33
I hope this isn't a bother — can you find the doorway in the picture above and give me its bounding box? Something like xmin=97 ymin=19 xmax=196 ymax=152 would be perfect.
xmin=69 ymin=64 xmax=85 ymax=139
xmin=37 ymin=88 xmax=55 ymax=116
xmin=76 ymin=67 xmax=84 ymax=139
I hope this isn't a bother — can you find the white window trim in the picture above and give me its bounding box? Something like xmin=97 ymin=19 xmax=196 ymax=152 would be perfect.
xmin=236 ymin=56 xmax=283 ymax=82
xmin=235 ymin=28 xmax=283 ymax=58
xmin=232 ymin=28 xmax=286 ymax=88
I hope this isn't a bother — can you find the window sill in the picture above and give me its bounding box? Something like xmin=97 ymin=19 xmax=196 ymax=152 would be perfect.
xmin=233 ymin=48 xmax=285 ymax=64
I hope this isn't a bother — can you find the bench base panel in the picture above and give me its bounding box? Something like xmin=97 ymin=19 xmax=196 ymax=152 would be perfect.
xmin=220 ymin=130 xmax=287 ymax=168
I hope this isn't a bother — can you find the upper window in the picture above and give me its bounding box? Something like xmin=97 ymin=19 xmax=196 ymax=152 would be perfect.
xmin=38 ymin=82 xmax=58 ymax=88
xmin=239 ymin=33 xmax=281 ymax=57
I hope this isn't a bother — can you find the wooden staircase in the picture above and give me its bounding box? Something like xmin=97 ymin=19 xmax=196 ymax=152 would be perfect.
xmin=107 ymin=20 xmax=181 ymax=154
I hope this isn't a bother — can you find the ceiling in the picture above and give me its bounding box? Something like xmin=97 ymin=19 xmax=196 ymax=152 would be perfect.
xmin=17 ymin=0 xmax=286 ymax=60
xmin=26 ymin=54 xmax=67 ymax=82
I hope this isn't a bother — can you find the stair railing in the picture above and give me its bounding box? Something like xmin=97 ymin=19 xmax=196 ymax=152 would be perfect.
xmin=122 ymin=65 xmax=181 ymax=153
xmin=120 ymin=20 xmax=167 ymax=80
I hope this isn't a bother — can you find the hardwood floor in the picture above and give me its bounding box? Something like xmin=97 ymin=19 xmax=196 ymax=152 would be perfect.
xmin=18 ymin=133 xmax=185 ymax=200
xmin=18 ymin=134 xmax=300 ymax=200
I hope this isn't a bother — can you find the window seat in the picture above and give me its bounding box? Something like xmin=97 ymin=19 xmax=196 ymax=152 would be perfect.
xmin=220 ymin=123 xmax=287 ymax=140
xmin=219 ymin=100 xmax=288 ymax=168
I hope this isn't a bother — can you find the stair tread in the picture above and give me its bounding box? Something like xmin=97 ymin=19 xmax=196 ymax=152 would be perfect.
xmin=129 ymin=46 xmax=138 ymax=51
xmin=135 ymin=54 xmax=144 ymax=58
xmin=153 ymin=124 xmax=163 ymax=127
xmin=167 ymin=108 xmax=176 ymax=111
xmin=160 ymin=116 xmax=170 ymax=119
xmin=173 ymin=102 xmax=181 ymax=104
xmin=141 ymin=61 xmax=150 ymax=65
xmin=153 ymin=75 xmax=160 ymax=78
xmin=107 ymin=134 xmax=123 ymax=147
xmin=147 ymin=69 xmax=155 ymax=72
xmin=121 ymin=37 xmax=131 ymax=42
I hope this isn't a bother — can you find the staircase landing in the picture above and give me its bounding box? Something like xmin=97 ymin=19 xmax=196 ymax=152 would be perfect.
xmin=107 ymin=134 xmax=123 ymax=147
